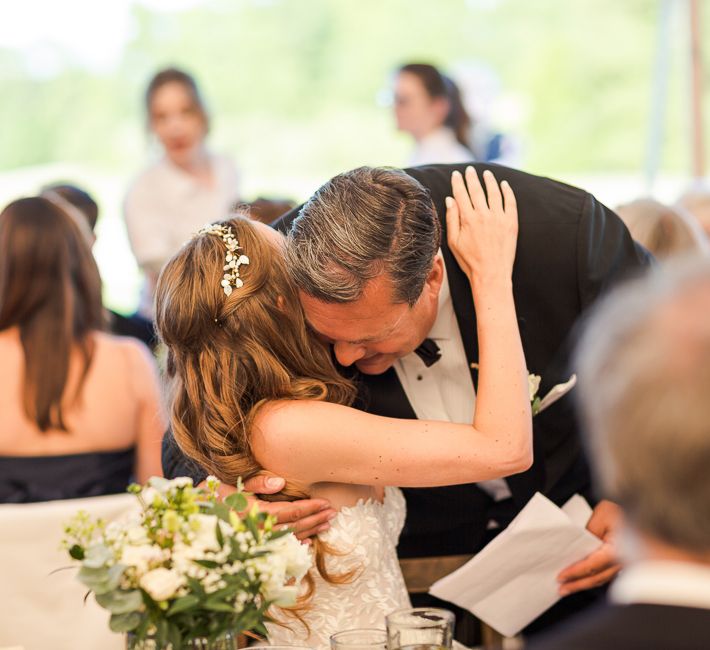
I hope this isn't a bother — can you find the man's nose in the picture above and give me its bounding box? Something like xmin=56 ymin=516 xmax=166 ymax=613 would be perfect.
xmin=333 ymin=341 xmax=367 ymax=367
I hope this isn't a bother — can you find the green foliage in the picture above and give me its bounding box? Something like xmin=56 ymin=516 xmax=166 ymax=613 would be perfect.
xmin=0 ymin=0 xmax=702 ymax=181
xmin=62 ymin=476 xmax=310 ymax=647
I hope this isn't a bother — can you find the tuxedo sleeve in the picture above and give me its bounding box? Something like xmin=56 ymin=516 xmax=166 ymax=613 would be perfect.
xmin=161 ymin=429 xmax=208 ymax=483
xmin=576 ymin=192 xmax=653 ymax=309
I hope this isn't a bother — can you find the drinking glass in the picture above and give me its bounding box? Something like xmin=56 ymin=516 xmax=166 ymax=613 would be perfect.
xmin=385 ymin=607 xmax=455 ymax=650
xmin=330 ymin=628 xmax=387 ymax=650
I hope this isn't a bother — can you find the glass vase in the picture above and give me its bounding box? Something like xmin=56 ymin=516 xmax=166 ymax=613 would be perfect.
xmin=126 ymin=631 xmax=238 ymax=650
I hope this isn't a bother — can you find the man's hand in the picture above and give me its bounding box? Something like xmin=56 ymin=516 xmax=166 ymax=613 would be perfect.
xmin=237 ymin=475 xmax=337 ymax=543
xmin=557 ymin=499 xmax=623 ymax=595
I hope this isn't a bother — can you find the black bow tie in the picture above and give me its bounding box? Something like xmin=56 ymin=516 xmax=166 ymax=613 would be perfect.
xmin=414 ymin=338 xmax=442 ymax=367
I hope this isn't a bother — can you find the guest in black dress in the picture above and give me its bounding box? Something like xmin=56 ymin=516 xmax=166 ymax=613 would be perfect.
xmin=0 ymin=195 xmax=165 ymax=503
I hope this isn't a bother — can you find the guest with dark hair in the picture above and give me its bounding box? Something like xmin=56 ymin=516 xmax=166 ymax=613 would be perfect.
xmin=42 ymin=183 xmax=156 ymax=347
xmin=0 ymin=196 xmax=164 ymax=503
xmin=528 ymin=259 xmax=710 ymax=650
xmin=124 ymin=66 xmax=240 ymax=317
xmin=394 ymin=63 xmax=474 ymax=166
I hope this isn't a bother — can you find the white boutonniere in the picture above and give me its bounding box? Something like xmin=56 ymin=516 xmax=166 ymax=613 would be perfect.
xmin=528 ymin=372 xmax=577 ymax=416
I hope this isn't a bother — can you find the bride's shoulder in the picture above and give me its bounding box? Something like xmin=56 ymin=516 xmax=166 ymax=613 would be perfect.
xmin=251 ymin=400 xmax=348 ymax=465
xmin=254 ymin=399 xmax=341 ymax=437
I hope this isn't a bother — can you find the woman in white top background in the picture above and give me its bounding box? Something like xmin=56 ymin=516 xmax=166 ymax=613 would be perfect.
xmin=124 ymin=67 xmax=240 ymax=317
xmin=393 ymin=63 xmax=475 ymax=167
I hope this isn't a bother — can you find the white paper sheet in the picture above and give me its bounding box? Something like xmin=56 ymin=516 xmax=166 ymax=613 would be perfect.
xmin=429 ymin=492 xmax=602 ymax=638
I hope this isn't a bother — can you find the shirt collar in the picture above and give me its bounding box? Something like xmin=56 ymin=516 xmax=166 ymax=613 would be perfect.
xmin=610 ymin=560 xmax=710 ymax=610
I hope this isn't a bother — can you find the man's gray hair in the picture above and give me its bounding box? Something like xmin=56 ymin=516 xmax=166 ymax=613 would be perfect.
xmin=285 ymin=167 xmax=441 ymax=306
xmin=575 ymin=257 xmax=710 ymax=553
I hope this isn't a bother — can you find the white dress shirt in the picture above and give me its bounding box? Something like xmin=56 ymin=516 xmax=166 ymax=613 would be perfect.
xmin=124 ymin=152 xmax=240 ymax=273
xmin=407 ymin=126 xmax=475 ymax=167
xmin=610 ymin=560 xmax=710 ymax=610
xmin=393 ymin=260 xmax=511 ymax=501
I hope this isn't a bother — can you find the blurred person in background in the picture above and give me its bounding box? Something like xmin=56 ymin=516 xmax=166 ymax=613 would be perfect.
xmin=393 ymin=63 xmax=475 ymax=166
xmin=42 ymin=183 xmax=156 ymax=348
xmin=677 ymin=188 xmax=710 ymax=239
xmin=529 ymin=260 xmax=710 ymax=650
xmin=124 ymin=67 xmax=240 ymax=318
xmin=0 ymin=196 xmax=164 ymax=503
xmin=615 ymin=197 xmax=709 ymax=261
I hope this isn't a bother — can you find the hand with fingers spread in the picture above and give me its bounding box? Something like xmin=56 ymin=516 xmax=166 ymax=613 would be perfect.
xmin=446 ymin=167 xmax=518 ymax=286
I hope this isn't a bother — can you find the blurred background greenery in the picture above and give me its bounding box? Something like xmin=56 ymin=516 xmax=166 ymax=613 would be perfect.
xmin=0 ymin=0 xmax=704 ymax=311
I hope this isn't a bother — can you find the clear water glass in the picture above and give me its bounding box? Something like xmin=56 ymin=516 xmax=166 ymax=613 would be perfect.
xmin=330 ymin=628 xmax=388 ymax=650
xmin=385 ymin=607 xmax=455 ymax=650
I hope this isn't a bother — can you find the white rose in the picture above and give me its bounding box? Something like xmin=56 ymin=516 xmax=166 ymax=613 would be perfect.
xmin=121 ymin=544 xmax=164 ymax=574
xmin=266 ymin=534 xmax=312 ymax=581
xmin=266 ymin=583 xmax=300 ymax=607
xmin=190 ymin=514 xmax=221 ymax=551
xmin=140 ymin=567 xmax=184 ymax=601
xmin=126 ymin=525 xmax=149 ymax=545
xmin=170 ymin=477 xmax=194 ymax=489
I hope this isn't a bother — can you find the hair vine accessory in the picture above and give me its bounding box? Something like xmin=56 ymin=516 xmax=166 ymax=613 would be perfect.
xmin=194 ymin=223 xmax=250 ymax=296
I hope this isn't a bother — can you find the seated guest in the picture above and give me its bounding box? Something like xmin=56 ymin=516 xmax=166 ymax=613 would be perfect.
xmin=42 ymin=183 xmax=156 ymax=348
xmin=528 ymin=259 xmax=710 ymax=650
xmin=615 ymin=197 xmax=708 ymax=260
xmin=0 ymin=196 xmax=165 ymax=503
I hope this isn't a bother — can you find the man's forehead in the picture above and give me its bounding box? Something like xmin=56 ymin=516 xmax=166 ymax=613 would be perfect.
xmin=299 ymin=290 xmax=409 ymax=342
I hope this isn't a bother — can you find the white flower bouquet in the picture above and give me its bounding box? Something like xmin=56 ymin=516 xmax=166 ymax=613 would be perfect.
xmin=62 ymin=476 xmax=310 ymax=648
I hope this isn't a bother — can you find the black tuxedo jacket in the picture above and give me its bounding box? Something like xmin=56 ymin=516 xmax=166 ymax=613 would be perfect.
xmin=526 ymin=602 xmax=710 ymax=650
xmin=162 ymin=162 xmax=651 ymax=556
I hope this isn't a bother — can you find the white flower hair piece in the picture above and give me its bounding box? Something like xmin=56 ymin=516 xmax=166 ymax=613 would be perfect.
xmin=195 ymin=223 xmax=250 ymax=296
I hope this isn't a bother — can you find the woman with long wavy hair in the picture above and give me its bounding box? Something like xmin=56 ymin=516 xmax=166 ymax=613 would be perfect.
xmin=155 ymin=171 xmax=531 ymax=646
xmin=0 ymin=196 xmax=164 ymax=502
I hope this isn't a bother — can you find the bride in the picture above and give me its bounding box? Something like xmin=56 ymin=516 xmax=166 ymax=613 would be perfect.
xmin=154 ymin=169 xmax=530 ymax=647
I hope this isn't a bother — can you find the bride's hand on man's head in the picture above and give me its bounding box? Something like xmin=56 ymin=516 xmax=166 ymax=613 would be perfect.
xmin=445 ymin=167 xmax=518 ymax=286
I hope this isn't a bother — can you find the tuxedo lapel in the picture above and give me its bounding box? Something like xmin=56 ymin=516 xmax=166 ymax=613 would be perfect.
xmin=353 ymin=367 xmax=418 ymax=420
xmin=441 ymin=244 xmax=480 ymax=390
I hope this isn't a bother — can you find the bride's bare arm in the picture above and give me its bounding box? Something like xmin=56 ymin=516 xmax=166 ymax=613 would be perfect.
xmin=252 ymin=169 xmax=532 ymax=489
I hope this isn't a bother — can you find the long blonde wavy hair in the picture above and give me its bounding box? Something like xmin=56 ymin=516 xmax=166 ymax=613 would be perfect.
xmin=154 ymin=216 xmax=357 ymax=619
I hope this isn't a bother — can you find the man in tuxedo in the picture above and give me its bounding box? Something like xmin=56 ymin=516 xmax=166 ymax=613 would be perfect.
xmin=528 ymin=259 xmax=710 ymax=650
xmin=162 ymin=163 xmax=651 ymax=633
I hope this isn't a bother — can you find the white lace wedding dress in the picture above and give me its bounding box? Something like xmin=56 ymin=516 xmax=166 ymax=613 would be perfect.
xmin=265 ymin=486 xmax=411 ymax=648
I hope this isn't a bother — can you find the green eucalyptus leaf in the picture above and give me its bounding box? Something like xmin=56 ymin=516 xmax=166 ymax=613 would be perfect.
xmin=166 ymin=594 xmax=201 ymax=617
xmin=95 ymin=563 xmax=127 ymax=595
xmin=77 ymin=565 xmax=108 ymax=588
xmin=215 ymin=520 xmax=224 ymax=548
xmin=244 ymin=516 xmax=259 ymax=541
xmin=109 ymin=611 xmax=142 ymax=633
xmin=203 ymin=599 xmax=237 ymax=613
xmin=224 ymin=492 xmax=247 ymax=512
xmin=167 ymin=621 xmax=182 ymax=649
xmin=95 ymin=589 xmax=143 ymax=614
xmin=83 ymin=544 xmax=113 ymax=569
xmin=211 ymin=501 xmax=232 ymax=523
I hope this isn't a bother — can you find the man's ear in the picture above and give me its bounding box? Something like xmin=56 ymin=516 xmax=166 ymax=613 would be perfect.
xmin=424 ymin=256 xmax=444 ymax=297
